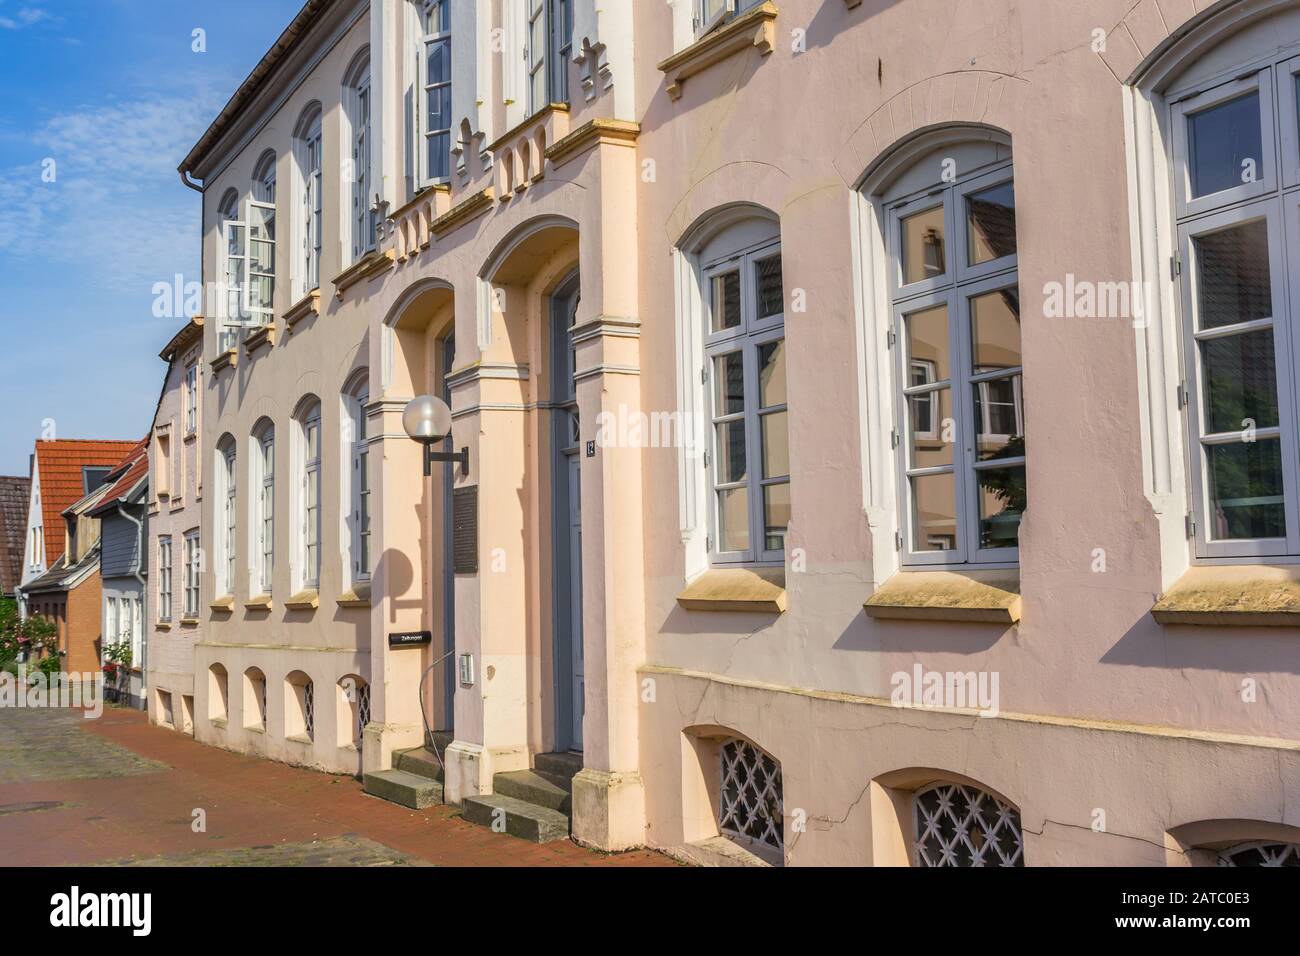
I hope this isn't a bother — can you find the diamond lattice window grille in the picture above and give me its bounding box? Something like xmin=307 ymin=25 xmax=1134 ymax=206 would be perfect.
xmin=356 ymin=683 xmax=371 ymax=747
xmin=914 ymin=782 xmax=1024 ymax=867
xmin=259 ymin=679 xmax=268 ymax=730
xmin=1218 ymin=842 xmax=1300 ymax=867
xmin=303 ymin=681 xmax=315 ymax=739
xmin=719 ymin=738 xmax=784 ymax=855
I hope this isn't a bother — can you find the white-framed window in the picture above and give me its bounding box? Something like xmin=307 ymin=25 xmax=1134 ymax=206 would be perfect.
xmin=216 ymin=437 xmax=237 ymax=598
xmin=106 ymin=596 xmax=119 ymax=647
xmin=703 ymin=233 xmax=789 ymax=566
xmin=416 ymin=0 xmax=452 ymax=186
xmin=345 ymin=52 xmax=375 ymax=263
xmin=157 ymin=536 xmax=173 ymax=623
xmin=695 ymin=0 xmax=762 ymax=39
xmin=1168 ymin=51 xmax=1300 ymax=560
xmin=345 ymin=379 xmax=371 ymax=584
xmin=296 ymin=399 xmax=323 ymax=591
xmin=218 ymin=188 xmax=247 ymax=353
xmin=183 ymin=530 xmax=200 ymax=619
xmin=718 ymin=737 xmax=783 ymax=862
xmin=252 ymin=421 xmax=275 ymax=595
xmin=886 ymin=163 xmax=1023 ymax=566
xmin=131 ymin=597 xmax=142 ymax=664
xmin=248 ymin=150 xmax=277 ymax=327
xmin=525 ymin=0 xmax=574 ymax=115
xmin=913 ymin=782 xmax=1024 ymax=867
xmin=184 ymin=364 xmax=198 ymax=436
xmin=294 ymin=106 xmax=324 ymax=296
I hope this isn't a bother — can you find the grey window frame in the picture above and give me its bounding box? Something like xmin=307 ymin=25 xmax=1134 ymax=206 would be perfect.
xmin=157 ymin=536 xmax=173 ymax=624
xmin=1170 ymin=52 xmax=1300 ymax=560
xmin=417 ymin=0 xmax=453 ymax=187
xmin=703 ymin=235 xmax=788 ymax=567
xmin=253 ymin=423 xmax=276 ymax=594
xmin=886 ymin=162 xmax=1023 ymax=567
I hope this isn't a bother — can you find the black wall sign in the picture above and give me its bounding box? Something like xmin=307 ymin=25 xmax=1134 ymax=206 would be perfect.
xmin=453 ymin=486 xmax=478 ymax=574
xmin=389 ymin=631 xmax=433 ymax=648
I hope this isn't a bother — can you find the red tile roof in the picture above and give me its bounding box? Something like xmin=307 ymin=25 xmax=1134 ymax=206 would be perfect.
xmin=33 ymin=440 xmax=136 ymax=566
xmin=87 ymin=439 xmax=151 ymax=515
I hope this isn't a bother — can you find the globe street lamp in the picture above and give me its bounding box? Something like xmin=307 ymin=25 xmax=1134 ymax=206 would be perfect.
xmin=402 ymin=395 xmax=469 ymax=477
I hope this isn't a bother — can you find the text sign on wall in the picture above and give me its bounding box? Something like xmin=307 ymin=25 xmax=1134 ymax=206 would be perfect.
xmin=389 ymin=631 xmax=432 ymax=648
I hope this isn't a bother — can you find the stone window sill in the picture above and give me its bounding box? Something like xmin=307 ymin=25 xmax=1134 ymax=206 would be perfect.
xmin=285 ymin=733 xmax=312 ymax=746
xmin=284 ymin=289 xmax=321 ymax=330
xmin=210 ymin=595 xmax=235 ymax=613
xmin=864 ymin=570 xmax=1021 ymax=624
xmin=1152 ymin=565 xmax=1300 ymax=626
xmin=210 ymin=348 xmax=238 ymax=373
xmin=658 ymin=1 xmax=778 ymax=101
xmin=210 ymin=718 xmax=227 ymax=730
xmin=244 ymin=594 xmax=273 ymax=612
xmin=180 ymin=618 xmax=199 ymax=628
xmin=155 ymin=622 xmax=172 ymax=631
xmin=285 ymin=589 xmax=319 ymax=611
xmin=669 ymin=835 xmax=776 ymax=868
xmin=244 ymin=725 xmax=265 ymax=735
xmin=676 ymin=567 xmax=786 ymax=614
xmin=242 ymin=323 xmax=277 ymax=357
xmin=337 ymin=584 xmax=371 ymax=609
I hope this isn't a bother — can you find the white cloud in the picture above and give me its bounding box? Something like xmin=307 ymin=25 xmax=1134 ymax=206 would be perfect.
xmin=0 ymin=6 xmax=53 ymax=30
xmin=0 ymin=93 xmax=225 ymax=294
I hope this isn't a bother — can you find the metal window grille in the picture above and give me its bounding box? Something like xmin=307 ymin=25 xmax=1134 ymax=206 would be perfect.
xmin=1218 ymin=842 xmax=1300 ymax=867
xmin=356 ymin=682 xmax=370 ymax=747
xmin=259 ymin=678 xmax=267 ymax=730
xmin=914 ymin=782 xmax=1024 ymax=867
xmin=303 ymin=681 xmax=314 ymax=739
xmin=719 ymin=738 xmax=783 ymax=854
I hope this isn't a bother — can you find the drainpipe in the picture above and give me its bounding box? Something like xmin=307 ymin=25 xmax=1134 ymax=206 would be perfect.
xmin=121 ymin=505 xmax=148 ymax=711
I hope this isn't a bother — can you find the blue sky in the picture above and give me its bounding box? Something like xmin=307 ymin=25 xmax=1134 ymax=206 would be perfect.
xmin=0 ymin=0 xmax=303 ymax=475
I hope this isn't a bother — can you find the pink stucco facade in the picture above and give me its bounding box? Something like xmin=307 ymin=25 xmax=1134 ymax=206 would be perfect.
xmin=181 ymin=0 xmax=1300 ymax=865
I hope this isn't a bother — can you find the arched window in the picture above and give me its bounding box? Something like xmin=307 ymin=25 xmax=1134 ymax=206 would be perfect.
xmin=343 ymin=374 xmax=371 ymax=585
xmin=871 ymin=137 xmax=1022 ymax=564
xmin=251 ymin=419 xmax=275 ymax=596
xmin=338 ymin=675 xmax=370 ymax=748
xmin=1149 ymin=19 xmax=1300 ymax=557
xmin=344 ymin=50 xmax=375 ymax=262
xmin=285 ymin=671 xmax=314 ymax=741
xmin=248 ymin=150 xmax=276 ymax=327
xmin=243 ymin=667 xmax=267 ymax=730
xmin=216 ymin=436 xmax=237 ymax=598
xmin=696 ymin=215 xmax=789 ymax=565
xmin=293 ymin=104 xmax=324 ymax=296
xmin=1217 ymin=841 xmax=1300 ymax=867
xmin=208 ymin=664 xmax=229 ymax=722
xmin=416 ymin=1 xmax=452 ymax=185
xmin=295 ymin=398 xmax=323 ymax=591
xmin=718 ymin=736 xmax=784 ymax=862
xmin=913 ymin=781 xmax=1024 ymax=867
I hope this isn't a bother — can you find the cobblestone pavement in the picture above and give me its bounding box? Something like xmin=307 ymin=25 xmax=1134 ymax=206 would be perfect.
xmin=0 ymin=704 xmax=677 ymax=868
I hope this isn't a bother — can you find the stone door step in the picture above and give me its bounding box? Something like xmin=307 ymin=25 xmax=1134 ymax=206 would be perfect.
xmin=461 ymin=793 xmax=571 ymax=844
xmin=363 ymin=769 xmax=444 ymax=809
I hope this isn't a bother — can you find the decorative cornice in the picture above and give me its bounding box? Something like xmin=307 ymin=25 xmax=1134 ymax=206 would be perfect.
xmin=333 ymin=250 xmax=388 ymax=299
xmin=431 ymin=188 xmax=495 ymax=239
xmin=445 ymin=362 xmax=531 ymax=389
xmin=487 ymin=102 xmax=570 ymax=154
xmin=387 ymin=183 xmax=450 ymax=224
xmin=570 ymin=315 xmax=641 ymax=345
xmin=284 ymin=288 xmax=321 ymax=330
xmin=545 ymin=119 xmax=640 ymax=168
xmin=574 ymin=363 xmax=640 ymax=382
xmin=657 ymin=1 xmax=779 ymax=101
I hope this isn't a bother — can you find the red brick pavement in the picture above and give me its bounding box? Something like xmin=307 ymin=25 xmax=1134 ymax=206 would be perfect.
xmin=1 ymin=707 xmax=677 ymax=867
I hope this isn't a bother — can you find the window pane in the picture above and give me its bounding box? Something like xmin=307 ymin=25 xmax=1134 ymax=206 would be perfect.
xmin=758 ymin=339 xmax=785 ymax=408
xmin=714 ymin=352 xmax=744 ymax=416
xmin=909 ymin=386 xmax=952 ymax=469
xmin=910 ymin=472 xmax=957 ymax=552
xmin=1187 ymin=91 xmax=1263 ymax=199
xmin=426 ymin=38 xmax=450 ymax=85
xmin=970 ymin=288 xmax=1021 ymax=372
xmin=761 ymin=411 xmax=788 ymax=479
xmin=901 ymin=205 xmax=946 ymax=284
xmin=717 ymin=487 xmax=749 ymax=552
xmin=711 ymin=271 xmax=741 ymax=333
xmin=428 ymin=84 xmax=452 ymax=132
xmin=967 ymin=181 xmax=1017 ymax=265
xmin=755 ymin=254 xmax=783 ymax=319
xmin=1202 ymin=329 xmax=1279 ymax=433
xmin=1205 ymin=438 xmax=1286 ymax=539
xmin=974 ymin=378 xmax=1024 ymax=460
xmin=715 ymin=421 xmax=747 ymax=484
xmin=427 ymin=131 xmax=450 ymax=181
xmin=976 ymin=465 xmax=1026 ymax=549
xmin=905 ymin=304 xmax=950 ymax=382
xmin=1194 ymin=219 xmax=1272 ymax=330
xmin=763 ymin=483 xmax=790 ymax=552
